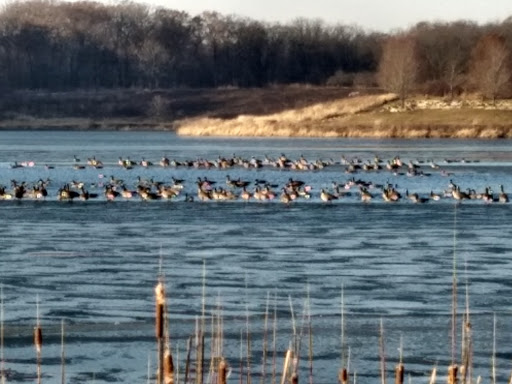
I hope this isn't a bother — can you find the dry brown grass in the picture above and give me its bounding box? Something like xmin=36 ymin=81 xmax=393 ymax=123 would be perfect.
xmin=177 ymin=94 xmax=512 ymax=139
xmin=177 ymin=93 xmax=399 ymax=137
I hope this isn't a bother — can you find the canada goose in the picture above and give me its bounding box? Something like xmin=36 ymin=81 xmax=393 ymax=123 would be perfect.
xmin=159 ymin=157 xmax=170 ymax=167
xmin=0 ymin=185 xmax=13 ymax=200
xmin=279 ymin=188 xmax=291 ymax=204
xmin=80 ymin=188 xmax=98 ymax=201
xmin=140 ymin=158 xmax=153 ymax=167
xmin=382 ymin=185 xmax=401 ymax=202
xmin=360 ymin=187 xmax=373 ymax=202
xmin=320 ymin=189 xmax=337 ymax=203
xmin=119 ymin=157 xmax=136 ymax=169
xmin=87 ymin=157 xmax=103 ymax=168
xmin=171 ymin=177 xmax=185 ymax=186
xmin=138 ymin=186 xmax=160 ymax=201
xmin=287 ymin=178 xmax=305 ymax=189
xmin=105 ymin=186 xmax=120 ymax=201
xmin=33 ymin=183 xmax=48 ymax=200
xmin=481 ymin=187 xmax=494 ymax=203
xmin=240 ymin=187 xmax=252 ymax=201
xmin=158 ymin=186 xmax=179 ymax=200
xmin=58 ymin=185 xmax=79 ymax=201
xmin=196 ymin=183 xmax=212 ymax=201
xmin=120 ymin=186 xmax=136 ymax=199
xmin=12 ymin=181 xmax=26 ymax=199
xmin=226 ymin=175 xmax=250 ymax=188
xmin=452 ymin=185 xmax=469 ymax=201
xmin=430 ymin=191 xmax=441 ymax=201
xmin=406 ymin=189 xmax=428 ymax=203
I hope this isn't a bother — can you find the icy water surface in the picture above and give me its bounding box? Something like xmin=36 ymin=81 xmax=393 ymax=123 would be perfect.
xmin=0 ymin=131 xmax=512 ymax=383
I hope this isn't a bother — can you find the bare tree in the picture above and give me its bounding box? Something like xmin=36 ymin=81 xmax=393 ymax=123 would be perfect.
xmin=414 ymin=21 xmax=480 ymax=99
xmin=470 ymin=33 xmax=512 ymax=104
xmin=377 ymin=34 xmax=419 ymax=107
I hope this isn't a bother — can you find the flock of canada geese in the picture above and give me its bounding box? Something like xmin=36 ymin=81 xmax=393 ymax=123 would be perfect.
xmin=1 ymin=153 xmax=509 ymax=204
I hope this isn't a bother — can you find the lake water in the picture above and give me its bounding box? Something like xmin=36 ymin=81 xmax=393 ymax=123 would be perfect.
xmin=1 ymin=131 xmax=512 ymax=383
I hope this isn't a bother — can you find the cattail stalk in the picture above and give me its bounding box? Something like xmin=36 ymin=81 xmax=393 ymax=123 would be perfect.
xmin=147 ymin=353 xmax=151 ymax=384
xmin=207 ymin=310 xmax=215 ymax=384
xmin=491 ymin=313 xmax=496 ymax=384
xmin=272 ymin=292 xmax=278 ymax=384
xmin=379 ymin=318 xmax=386 ymax=384
xmin=176 ymin=342 xmax=180 ymax=384
xmin=307 ymin=286 xmax=313 ymax=384
xmin=280 ymin=349 xmax=293 ymax=384
xmin=0 ymin=285 xmax=4 ymax=384
xmin=34 ymin=297 xmax=42 ymax=384
xmin=197 ymin=261 xmax=206 ymax=384
xmin=451 ymin=206 xmax=457 ymax=367
xmin=462 ymin=262 xmax=472 ymax=384
xmin=239 ymin=329 xmax=244 ymax=384
xmin=428 ymin=366 xmax=437 ymax=384
xmin=156 ymin=281 xmax=166 ymax=384
xmin=184 ymin=336 xmax=192 ymax=384
xmin=61 ymin=319 xmax=65 ymax=384
xmin=261 ymin=292 xmax=270 ymax=384
xmin=245 ymin=276 xmax=252 ymax=384
xmin=395 ymin=336 xmax=404 ymax=384
xmin=288 ymin=296 xmax=297 ymax=352
xmin=339 ymin=286 xmax=347 ymax=384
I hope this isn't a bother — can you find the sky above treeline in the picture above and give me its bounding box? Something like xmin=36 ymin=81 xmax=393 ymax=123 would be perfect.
xmin=137 ymin=0 xmax=512 ymax=31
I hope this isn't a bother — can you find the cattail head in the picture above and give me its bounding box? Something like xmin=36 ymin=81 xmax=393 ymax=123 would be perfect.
xmin=339 ymin=368 xmax=348 ymax=384
xmin=395 ymin=363 xmax=404 ymax=384
xmin=33 ymin=326 xmax=42 ymax=353
xmin=291 ymin=372 xmax=299 ymax=384
xmin=155 ymin=302 xmax=164 ymax=339
xmin=155 ymin=282 xmax=165 ymax=305
xmin=448 ymin=364 xmax=458 ymax=384
xmin=163 ymin=348 xmax=174 ymax=384
xmin=218 ymin=358 xmax=227 ymax=384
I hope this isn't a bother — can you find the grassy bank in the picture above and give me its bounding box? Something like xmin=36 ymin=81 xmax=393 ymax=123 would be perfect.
xmin=2 ymin=87 xmax=512 ymax=138
xmin=176 ymin=93 xmax=512 ymax=139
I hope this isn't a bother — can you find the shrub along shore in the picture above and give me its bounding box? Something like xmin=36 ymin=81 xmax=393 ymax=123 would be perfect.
xmin=1 ymin=87 xmax=512 ymax=138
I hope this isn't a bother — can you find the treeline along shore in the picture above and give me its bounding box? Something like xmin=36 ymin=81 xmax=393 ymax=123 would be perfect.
xmin=1 ymin=1 xmax=512 ymax=137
